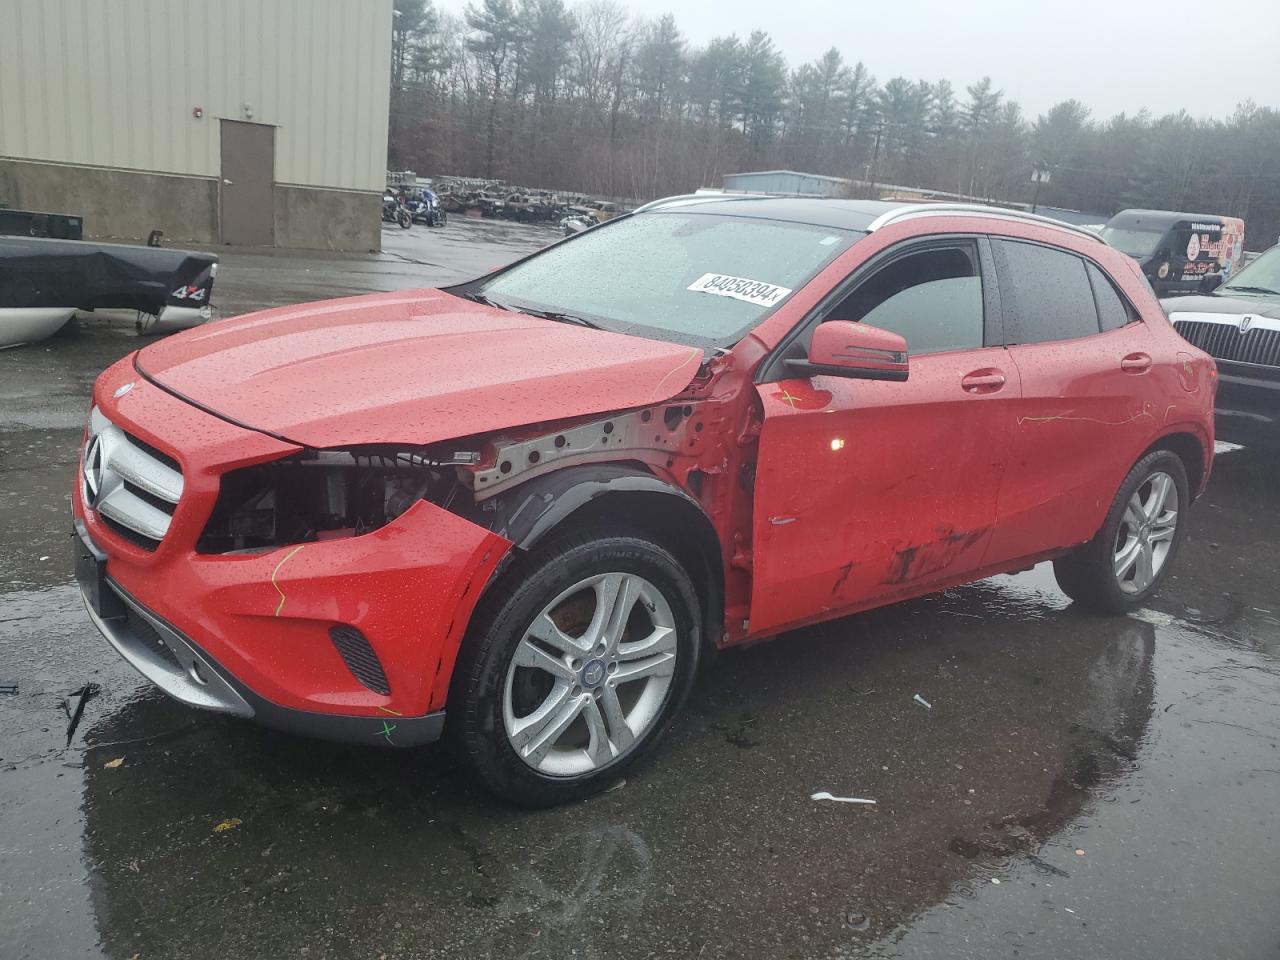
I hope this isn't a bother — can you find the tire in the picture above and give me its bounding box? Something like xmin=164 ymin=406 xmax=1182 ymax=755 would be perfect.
xmin=1053 ymin=449 xmax=1189 ymax=614
xmin=397 ymin=209 xmax=412 ymax=229
xmin=449 ymin=531 xmax=701 ymax=807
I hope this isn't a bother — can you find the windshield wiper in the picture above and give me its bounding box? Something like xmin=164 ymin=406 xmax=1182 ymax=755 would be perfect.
xmin=519 ymin=307 xmax=602 ymax=330
xmin=459 ymin=290 xmax=510 ymax=310
xmin=1221 ymin=284 xmax=1280 ymax=296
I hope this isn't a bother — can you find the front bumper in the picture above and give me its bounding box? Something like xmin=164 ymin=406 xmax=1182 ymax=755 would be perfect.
xmin=75 ymin=524 xmax=447 ymax=745
xmin=73 ymin=356 xmax=512 ymax=745
xmin=1216 ymin=363 xmax=1280 ymax=436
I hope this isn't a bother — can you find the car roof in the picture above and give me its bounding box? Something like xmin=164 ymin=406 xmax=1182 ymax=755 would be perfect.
xmin=636 ymin=195 xmax=1104 ymax=244
xmin=640 ymin=195 xmax=902 ymax=231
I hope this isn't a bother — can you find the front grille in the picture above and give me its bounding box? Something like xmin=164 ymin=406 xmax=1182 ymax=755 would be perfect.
xmin=1174 ymin=319 xmax=1280 ymax=367
xmin=329 ymin=625 xmax=392 ymax=695
xmin=84 ymin=407 xmax=184 ymax=550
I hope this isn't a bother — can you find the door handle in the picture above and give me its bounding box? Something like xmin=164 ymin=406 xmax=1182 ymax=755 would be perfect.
xmin=1121 ymin=353 xmax=1152 ymax=373
xmin=960 ymin=370 xmax=1007 ymax=393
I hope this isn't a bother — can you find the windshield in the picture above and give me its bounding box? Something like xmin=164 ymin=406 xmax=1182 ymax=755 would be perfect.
xmin=467 ymin=212 xmax=860 ymax=349
xmin=1099 ymin=225 xmax=1166 ymax=259
xmin=1221 ymin=246 xmax=1280 ymax=294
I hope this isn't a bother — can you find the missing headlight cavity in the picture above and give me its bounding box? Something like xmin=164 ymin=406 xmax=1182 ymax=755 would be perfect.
xmin=198 ymin=447 xmax=470 ymax=553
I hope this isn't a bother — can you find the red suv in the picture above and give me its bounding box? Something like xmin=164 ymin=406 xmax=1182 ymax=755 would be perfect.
xmin=73 ymin=199 xmax=1216 ymax=805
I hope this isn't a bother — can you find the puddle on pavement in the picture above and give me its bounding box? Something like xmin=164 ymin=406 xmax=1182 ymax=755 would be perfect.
xmin=0 ymin=563 xmax=1263 ymax=960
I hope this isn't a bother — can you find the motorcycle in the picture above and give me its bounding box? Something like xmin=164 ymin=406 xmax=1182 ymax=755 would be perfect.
xmin=411 ymin=193 xmax=448 ymax=228
xmin=382 ymin=194 xmax=412 ymax=229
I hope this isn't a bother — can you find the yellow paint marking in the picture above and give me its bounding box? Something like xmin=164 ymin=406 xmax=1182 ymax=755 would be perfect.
xmin=377 ymin=706 xmax=403 ymax=717
xmin=271 ymin=545 xmax=305 ymax=617
xmin=1016 ymin=404 xmax=1154 ymax=428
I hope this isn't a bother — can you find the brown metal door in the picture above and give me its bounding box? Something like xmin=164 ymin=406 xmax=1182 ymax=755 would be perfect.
xmin=219 ymin=120 xmax=275 ymax=246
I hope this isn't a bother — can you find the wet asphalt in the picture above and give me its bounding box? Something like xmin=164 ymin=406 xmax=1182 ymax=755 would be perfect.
xmin=1 ymin=217 xmax=1278 ymax=960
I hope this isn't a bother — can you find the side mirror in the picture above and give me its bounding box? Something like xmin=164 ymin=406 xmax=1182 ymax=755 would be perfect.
xmin=1200 ymin=273 xmax=1224 ymax=294
xmin=789 ymin=320 xmax=909 ymax=381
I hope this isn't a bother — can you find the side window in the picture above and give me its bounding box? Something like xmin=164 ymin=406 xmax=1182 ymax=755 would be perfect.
xmin=1087 ymin=262 xmax=1137 ymax=332
xmin=994 ymin=239 xmax=1099 ymax=344
xmin=828 ymin=244 xmax=984 ymax=355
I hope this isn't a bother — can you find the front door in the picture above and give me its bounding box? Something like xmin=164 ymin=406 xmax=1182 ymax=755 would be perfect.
xmin=219 ymin=120 xmax=275 ymax=246
xmin=748 ymin=238 xmax=1018 ymax=637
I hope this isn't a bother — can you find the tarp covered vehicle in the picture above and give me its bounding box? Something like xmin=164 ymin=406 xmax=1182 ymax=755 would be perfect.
xmin=0 ymin=236 xmax=216 ymax=348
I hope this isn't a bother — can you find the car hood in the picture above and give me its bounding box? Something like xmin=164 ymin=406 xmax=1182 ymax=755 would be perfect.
xmin=136 ymin=289 xmax=703 ymax=448
xmin=1163 ymin=293 xmax=1280 ymax=320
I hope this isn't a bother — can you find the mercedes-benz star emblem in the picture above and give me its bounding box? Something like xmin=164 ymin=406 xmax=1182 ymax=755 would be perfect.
xmin=581 ymin=659 xmax=606 ymax=688
xmin=84 ymin=436 xmax=105 ymax=504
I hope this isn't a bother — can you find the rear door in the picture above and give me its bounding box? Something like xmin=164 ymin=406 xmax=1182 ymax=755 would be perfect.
xmin=748 ymin=237 xmax=1019 ymax=636
xmin=985 ymin=238 xmax=1161 ymax=564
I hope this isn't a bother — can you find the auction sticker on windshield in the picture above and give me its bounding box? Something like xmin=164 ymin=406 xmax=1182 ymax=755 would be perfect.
xmin=687 ymin=273 xmax=792 ymax=307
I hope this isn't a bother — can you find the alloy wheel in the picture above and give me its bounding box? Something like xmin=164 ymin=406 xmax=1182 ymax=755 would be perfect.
xmin=503 ymin=572 xmax=678 ymax=777
xmin=1113 ymin=470 xmax=1179 ymax=594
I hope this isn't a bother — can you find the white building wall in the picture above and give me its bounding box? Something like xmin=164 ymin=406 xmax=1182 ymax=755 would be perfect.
xmin=0 ymin=0 xmax=391 ymax=192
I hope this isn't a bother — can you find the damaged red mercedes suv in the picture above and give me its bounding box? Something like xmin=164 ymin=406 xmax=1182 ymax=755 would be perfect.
xmin=74 ymin=198 xmax=1216 ymax=805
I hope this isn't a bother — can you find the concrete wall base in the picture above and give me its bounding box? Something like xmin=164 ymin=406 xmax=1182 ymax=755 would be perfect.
xmin=0 ymin=159 xmax=381 ymax=252
xmin=0 ymin=158 xmax=218 ymax=244
xmin=274 ymin=184 xmax=381 ymax=253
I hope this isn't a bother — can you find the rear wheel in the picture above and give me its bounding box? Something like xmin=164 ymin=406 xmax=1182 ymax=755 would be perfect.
xmin=1053 ymin=449 xmax=1188 ymax=613
xmin=449 ymin=532 xmax=700 ymax=806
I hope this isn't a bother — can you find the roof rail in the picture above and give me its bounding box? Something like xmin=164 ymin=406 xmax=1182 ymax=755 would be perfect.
xmin=631 ymin=192 xmax=769 ymax=214
xmin=866 ymin=203 xmax=1105 ymax=243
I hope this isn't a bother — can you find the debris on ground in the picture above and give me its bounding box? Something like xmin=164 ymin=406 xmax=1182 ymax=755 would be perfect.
xmin=0 ymin=683 xmax=17 ymax=695
xmin=1074 ymin=848 xmax=1086 ymax=856
xmin=104 ymin=757 xmax=124 ymax=769
xmin=845 ymin=911 xmax=871 ymax=932
xmin=63 ymin=682 xmax=102 ymax=747
xmin=913 ymin=694 xmax=932 ymax=709
xmin=213 ymin=818 xmax=243 ymax=833
xmin=811 ymin=792 xmax=876 ymax=805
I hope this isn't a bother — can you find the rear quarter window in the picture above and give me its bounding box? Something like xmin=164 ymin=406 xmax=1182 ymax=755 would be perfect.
xmin=994 ymin=239 xmax=1100 ymax=344
xmin=1086 ymin=262 xmax=1138 ymax=332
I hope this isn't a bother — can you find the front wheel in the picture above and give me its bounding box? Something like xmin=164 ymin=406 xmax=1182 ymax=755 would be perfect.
xmin=1053 ymin=449 xmax=1189 ymax=613
xmin=397 ymin=209 xmax=412 ymax=228
xmin=449 ymin=532 xmax=701 ymax=806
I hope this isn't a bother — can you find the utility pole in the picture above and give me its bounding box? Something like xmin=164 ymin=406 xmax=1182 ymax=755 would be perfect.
xmin=1030 ymin=161 xmax=1051 ymax=214
xmin=865 ymin=121 xmax=884 ymax=199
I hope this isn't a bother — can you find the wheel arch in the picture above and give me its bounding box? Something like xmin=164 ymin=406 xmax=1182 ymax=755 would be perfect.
xmin=475 ymin=463 xmax=725 ymax=654
xmin=1145 ymin=429 xmax=1209 ymax=498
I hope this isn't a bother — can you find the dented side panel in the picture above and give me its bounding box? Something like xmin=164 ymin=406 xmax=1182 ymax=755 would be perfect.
xmin=746 ymin=348 xmax=1020 ymax=637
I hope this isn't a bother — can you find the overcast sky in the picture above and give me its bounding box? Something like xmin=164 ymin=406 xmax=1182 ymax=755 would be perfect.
xmin=435 ymin=0 xmax=1280 ymax=120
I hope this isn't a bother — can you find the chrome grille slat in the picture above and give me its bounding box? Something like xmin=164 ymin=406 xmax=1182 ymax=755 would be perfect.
xmin=107 ymin=435 xmax=183 ymax=503
xmin=97 ymin=488 xmax=174 ymax=541
xmin=1172 ymin=319 xmax=1280 ymax=369
xmin=84 ymin=407 xmax=184 ymax=548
